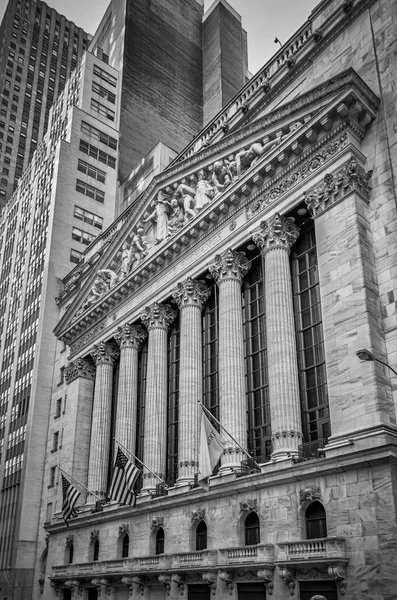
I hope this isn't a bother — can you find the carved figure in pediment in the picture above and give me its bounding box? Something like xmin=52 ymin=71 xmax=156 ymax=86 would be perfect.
xmin=120 ymin=242 xmax=132 ymax=278
xmin=168 ymin=198 xmax=184 ymax=234
xmin=195 ymin=170 xmax=215 ymax=210
xmin=144 ymin=192 xmax=170 ymax=242
xmin=129 ymin=227 xmax=149 ymax=268
xmin=176 ymin=183 xmax=196 ymax=223
xmin=235 ymin=133 xmax=284 ymax=176
xmin=77 ymin=268 xmax=119 ymax=316
xmin=212 ymin=161 xmax=232 ymax=195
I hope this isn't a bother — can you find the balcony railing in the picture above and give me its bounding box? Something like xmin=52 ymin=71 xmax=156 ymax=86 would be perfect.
xmin=171 ymin=550 xmax=218 ymax=569
xmin=218 ymin=544 xmax=274 ymax=565
xmin=293 ymin=438 xmax=328 ymax=462
xmin=277 ymin=537 xmax=347 ymax=564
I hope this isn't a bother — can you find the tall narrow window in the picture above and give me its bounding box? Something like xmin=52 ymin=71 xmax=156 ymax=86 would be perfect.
xmin=291 ymin=221 xmax=329 ymax=443
xmin=305 ymin=501 xmax=327 ymax=539
xmin=202 ymin=287 xmax=219 ymax=420
xmin=135 ymin=342 xmax=148 ymax=493
xmin=245 ymin=512 xmax=260 ymax=546
xmin=196 ymin=520 xmax=207 ymax=551
xmin=68 ymin=543 xmax=74 ymax=564
xmin=122 ymin=534 xmax=129 ymax=558
xmin=243 ymin=255 xmax=271 ymax=462
xmin=166 ymin=314 xmax=180 ymax=485
xmin=93 ymin=539 xmax=99 ymax=561
xmin=156 ymin=528 xmax=164 ymax=555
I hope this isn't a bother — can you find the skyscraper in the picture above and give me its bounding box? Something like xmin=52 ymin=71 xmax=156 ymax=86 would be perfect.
xmin=0 ymin=1 xmax=249 ymax=597
xmin=0 ymin=0 xmax=91 ymax=209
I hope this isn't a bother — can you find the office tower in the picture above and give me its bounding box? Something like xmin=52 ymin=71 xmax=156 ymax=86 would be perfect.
xmin=40 ymin=0 xmax=397 ymax=598
xmin=0 ymin=1 xmax=250 ymax=597
xmin=0 ymin=0 xmax=91 ymax=209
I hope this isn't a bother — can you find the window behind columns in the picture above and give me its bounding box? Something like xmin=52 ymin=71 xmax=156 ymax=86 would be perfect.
xmin=291 ymin=220 xmax=330 ymax=444
xmin=166 ymin=314 xmax=180 ymax=485
xmin=243 ymin=255 xmax=271 ymax=462
xmin=135 ymin=342 xmax=148 ymax=490
xmin=202 ymin=287 xmax=219 ymax=419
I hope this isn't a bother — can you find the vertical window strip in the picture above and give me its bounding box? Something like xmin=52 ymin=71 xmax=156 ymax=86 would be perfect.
xmin=291 ymin=221 xmax=329 ymax=444
xmin=135 ymin=342 xmax=148 ymax=491
xmin=166 ymin=314 xmax=180 ymax=485
xmin=243 ymin=255 xmax=271 ymax=462
xmin=202 ymin=287 xmax=219 ymax=420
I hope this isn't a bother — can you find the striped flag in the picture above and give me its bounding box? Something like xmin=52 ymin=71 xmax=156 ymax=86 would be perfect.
xmin=61 ymin=474 xmax=80 ymax=524
xmin=108 ymin=447 xmax=140 ymax=506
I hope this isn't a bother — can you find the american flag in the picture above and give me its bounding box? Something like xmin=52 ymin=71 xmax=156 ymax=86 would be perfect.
xmin=61 ymin=474 xmax=80 ymax=523
xmin=108 ymin=447 xmax=140 ymax=506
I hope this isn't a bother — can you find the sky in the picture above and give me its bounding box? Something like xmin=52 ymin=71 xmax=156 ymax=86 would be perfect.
xmin=1 ymin=0 xmax=321 ymax=75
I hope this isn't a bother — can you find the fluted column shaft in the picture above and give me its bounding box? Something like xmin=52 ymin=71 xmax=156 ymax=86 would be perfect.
xmin=114 ymin=324 xmax=147 ymax=456
xmin=173 ymin=278 xmax=210 ymax=484
xmin=87 ymin=341 xmax=119 ymax=501
xmin=209 ymin=248 xmax=250 ymax=472
xmin=253 ymin=213 xmax=302 ymax=459
xmin=140 ymin=302 xmax=176 ymax=492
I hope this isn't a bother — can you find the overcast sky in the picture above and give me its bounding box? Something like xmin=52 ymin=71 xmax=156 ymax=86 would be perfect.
xmin=1 ymin=0 xmax=320 ymax=75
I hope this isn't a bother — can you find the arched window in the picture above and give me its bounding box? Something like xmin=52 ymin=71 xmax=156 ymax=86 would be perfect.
xmin=245 ymin=512 xmax=260 ymax=546
xmin=93 ymin=539 xmax=100 ymax=561
xmin=68 ymin=543 xmax=74 ymax=564
xmin=305 ymin=501 xmax=327 ymax=539
xmin=122 ymin=534 xmax=129 ymax=558
xmin=156 ymin=528 xmax=164 ymax=555
xmin=196 ymin=520 xmax=207 ymax=551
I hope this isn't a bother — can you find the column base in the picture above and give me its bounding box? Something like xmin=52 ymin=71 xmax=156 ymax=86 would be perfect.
xmin=271 ymin=431 xmax=302 ymax=460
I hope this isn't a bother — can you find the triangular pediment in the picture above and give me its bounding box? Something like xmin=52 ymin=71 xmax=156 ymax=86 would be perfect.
xmin=55 ymin=68 xmax=379 ymax=345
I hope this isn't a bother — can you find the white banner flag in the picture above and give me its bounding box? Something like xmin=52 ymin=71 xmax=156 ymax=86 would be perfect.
xmin=198 ymin=411 xmax=224 ymax=487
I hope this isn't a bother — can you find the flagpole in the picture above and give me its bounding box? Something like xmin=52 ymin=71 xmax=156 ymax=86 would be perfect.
xmin=198 ymin=402 xmax=260 ymax=468
xmin=114 ymin=438 xmax=169 ymax=489
xmin=57 ymin=465 xmax=102 ymax=500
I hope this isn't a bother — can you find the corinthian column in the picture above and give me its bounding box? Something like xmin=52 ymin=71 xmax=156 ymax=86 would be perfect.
xmin=209 ymin=248 xmax=250 ymax=472
xmin=140 ymin=302 xmax=176 ymax=493
xmin=114 ymin=323 xmax=147 ymax=457
xmin=252 ymin=213 xmax=302 ymax=459
xmin=172 ymin=278 xmax=211 ymax=485
xmin=87 ymin=341 xmax=119 ymax=501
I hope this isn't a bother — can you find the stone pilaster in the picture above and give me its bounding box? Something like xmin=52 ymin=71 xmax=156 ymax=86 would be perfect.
xmin=140 ymin=302 xmax=176 ymax=492
xmin=172 ymin=278 xmax=211 ymax=484
xmin=64 ymin=358 xmax=96 ymax=504
xmin=114 ymin=323 xmax=147 ymax=457
xmin=253 ymin=213 xmax=302 ymax=459
xmin=87 ymin=341 xmax=119 ymax=501
xmin=209 ymin=248 xmax=250 ymax=472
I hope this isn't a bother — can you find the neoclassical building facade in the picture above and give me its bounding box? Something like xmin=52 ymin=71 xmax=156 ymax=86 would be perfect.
xmin=37 ymin=0 xmax=397 ymax=598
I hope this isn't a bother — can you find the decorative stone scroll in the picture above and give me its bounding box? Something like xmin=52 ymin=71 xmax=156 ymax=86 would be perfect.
xmin=191 ymin=508 xmax=206 ymax=522
xmin=252 ymin=213 xmax=299 ymax=254
xmin=257 ymin=569 xmax=274 ymax=595
xmin=304 ymin=158 xmax=373 ymax=217
xmin=279 ymin=568 xmax=296 ymax=595
xmin=240 ymin=499 xmax=258 ymax=514
xmin=158 ymin=574 xmax=171 ymax=595
xmin=219 ymin=571 xmax=234 ymax=595
xmin=172 ymin=278 xmax=211 ymax=309
xmin=64 ymin=580 xmax=83 ymax=596
xmin=202 ymin=572 xmax=217 ymax=595
xmin=172 ymin=574 xmax=186 ymax=595
xmin=328 ymin=565 xmax=347 ymax=595
xmin=114 ymin=323 xmax=147 ymax=350
xmin=90 ymin=341 xmax=119 ymax=366
xmin=140 ymin=302 xmax=176 ymax=332
xmin=118 ymin=523 xmax=129 ymax=536
xmin=64 ymin=357 xmax=96 ymax=384
xmin=122 ymin=576 xmax=145 ymax=597
xmin=151 ymin=516 xmax=164 ymax=530
xmin=299 ymin=487 xmax=322 ymax=504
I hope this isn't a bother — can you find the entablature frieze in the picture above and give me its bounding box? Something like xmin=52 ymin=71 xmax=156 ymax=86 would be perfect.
xmin=57 ymin=84 xmax=378 ymax=351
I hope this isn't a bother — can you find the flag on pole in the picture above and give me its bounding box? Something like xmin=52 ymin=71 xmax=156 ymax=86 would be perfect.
xmin=198 ymin=410 xmax=225 ymax=488
xmin=61 ymin=474 xmax=80 ymax=524
xmin=108 ymin=447 xmax=140 ymax=506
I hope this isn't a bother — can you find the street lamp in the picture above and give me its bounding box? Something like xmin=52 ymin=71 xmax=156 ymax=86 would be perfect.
xmin=356 ymin=348 xmax=397 ymax=377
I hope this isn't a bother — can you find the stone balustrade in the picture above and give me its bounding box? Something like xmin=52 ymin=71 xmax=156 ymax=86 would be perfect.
xmin=171 ymin=550 xmax=218 ymax=568
xmin=218 ymin=544 xmax=274 ymax=565
xmin=277 ymin=537 xmax=347 ymax=563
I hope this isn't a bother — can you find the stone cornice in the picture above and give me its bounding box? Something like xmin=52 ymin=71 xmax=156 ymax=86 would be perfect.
xmin=304 ymin=157 xmax=373 ymax=216
xmin=57 ymin=85 xmax=378 ymax=349
xmin=56 ymin=68 xmax=378 ymax=314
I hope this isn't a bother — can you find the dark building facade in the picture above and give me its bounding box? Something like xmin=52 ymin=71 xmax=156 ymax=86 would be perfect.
xmin=0 ymin=0 xmax=91 ymax=208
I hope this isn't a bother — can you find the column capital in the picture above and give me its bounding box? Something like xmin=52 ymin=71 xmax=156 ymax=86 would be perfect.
xmin=209 ymin=248 xmax=250 ymax=284
xmin=252 ymin=213 xmax=299 ymax=254
xmin=172 ymin=277 xmax=211 ymax=310
xmin=140 ymin=302 xmax=176 ymax=332
xmin=90 ymin=341 xmax=119 ymax=366
xmin=114 ymin=323 xmax=147 ymax=350
xmin=65 ymin=357 xmax=96 ymax=384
